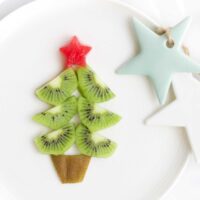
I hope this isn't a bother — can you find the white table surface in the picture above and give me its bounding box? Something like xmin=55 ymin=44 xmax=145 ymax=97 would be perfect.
xmin=0 ymin=0 xmax=200 ymax=199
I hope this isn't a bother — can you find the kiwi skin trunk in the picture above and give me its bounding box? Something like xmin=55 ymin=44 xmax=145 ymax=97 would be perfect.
xmin=51 ymin=155 xmax=91 ymax=183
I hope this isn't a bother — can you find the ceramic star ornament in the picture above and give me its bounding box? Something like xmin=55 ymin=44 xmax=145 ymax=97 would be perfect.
xmin=146 ymin=74 xmax=200 ymax=163
xmin=117 ymin=17 xmax=200 ymax=104
xmin=60 ymin=36 xmax=91 ymax=68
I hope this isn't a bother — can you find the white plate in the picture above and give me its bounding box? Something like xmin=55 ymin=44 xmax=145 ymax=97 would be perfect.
xmin=0 ymin=0 xmax=190 ymax=199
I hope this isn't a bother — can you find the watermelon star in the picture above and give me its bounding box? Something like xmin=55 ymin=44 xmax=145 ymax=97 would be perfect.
xmin=60 ymin=36 xmax=91 ymax=68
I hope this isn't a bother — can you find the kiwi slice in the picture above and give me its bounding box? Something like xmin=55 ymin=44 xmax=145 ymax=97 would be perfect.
xmin=78 ymin=97 xmax=121 ymax=132
xmin=35 ymin=124 xmax=75 ymax=155
xmin=76 ymin=124 xmax=117 ymax=158
xmin=36 ymin=68 xmax=77 ymax=105
xmin=77 ymin=67 xmax=115 ymax=103
xmin=33 ymin=96 xmax=77 ymax=130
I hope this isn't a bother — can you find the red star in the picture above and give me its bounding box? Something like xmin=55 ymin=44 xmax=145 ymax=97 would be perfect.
xmin=60 ymin=36 xmax=91 ymax=68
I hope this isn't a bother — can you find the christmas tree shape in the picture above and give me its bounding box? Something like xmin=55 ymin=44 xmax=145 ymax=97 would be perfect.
xmin=33 ymin=36 xmax=121 ymax=183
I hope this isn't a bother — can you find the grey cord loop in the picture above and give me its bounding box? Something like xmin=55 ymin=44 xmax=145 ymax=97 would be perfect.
xmin=155 ymin=27 xmax=190 ymax=55
xmin=155 ymin=27 xmax=175 ymax=48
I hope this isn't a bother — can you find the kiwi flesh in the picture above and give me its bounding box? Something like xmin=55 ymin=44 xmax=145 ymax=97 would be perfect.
xmin=35 ymin=123 xmax=75 ymax=155
xmin=78 ymin=97 xmax=121 ymax=132
xmin=33 ymin=96 xmax=77 ymax=130
xmin=51 ymin=154 xmax=91 ymax=183
xmin=76 ymin=124 xmax=117 ymax=158
xmin=77 ymin=67 xmax=115 ymax=103
xmin=36 ymin=68 xmax=77 ymax=105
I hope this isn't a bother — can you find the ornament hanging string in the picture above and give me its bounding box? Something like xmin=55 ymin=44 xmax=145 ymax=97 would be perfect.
xmin=155 ymin=27 xmax=190 ymax=56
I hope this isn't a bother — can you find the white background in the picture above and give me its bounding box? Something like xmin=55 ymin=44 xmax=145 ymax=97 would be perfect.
xmin=0 ymin=0 xmax=200 ymax=199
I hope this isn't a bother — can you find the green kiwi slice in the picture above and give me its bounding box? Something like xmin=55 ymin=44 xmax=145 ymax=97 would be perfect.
xmin=78 ymin=97 xmax=121 ymax=132
xmin=36 ymin=68 xmax=77 ymax=105
xmin=76 ymin=124 xmax=117 ymax=158
xmin=33 ymin=96 xmax=77 ymax=130
xmin=35 ymin=123 xmax=75 ymax=155
xmin=77 ymin=67 xmax=115 ymax=103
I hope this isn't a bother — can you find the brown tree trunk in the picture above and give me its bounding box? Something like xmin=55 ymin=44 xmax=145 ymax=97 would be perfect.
xmin=51 ymin=155 xmax=91 ymax=183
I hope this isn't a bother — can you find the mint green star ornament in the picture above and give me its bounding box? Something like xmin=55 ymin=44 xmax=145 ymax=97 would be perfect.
xmin=117 ymin=17 xmax=200 ymax=104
